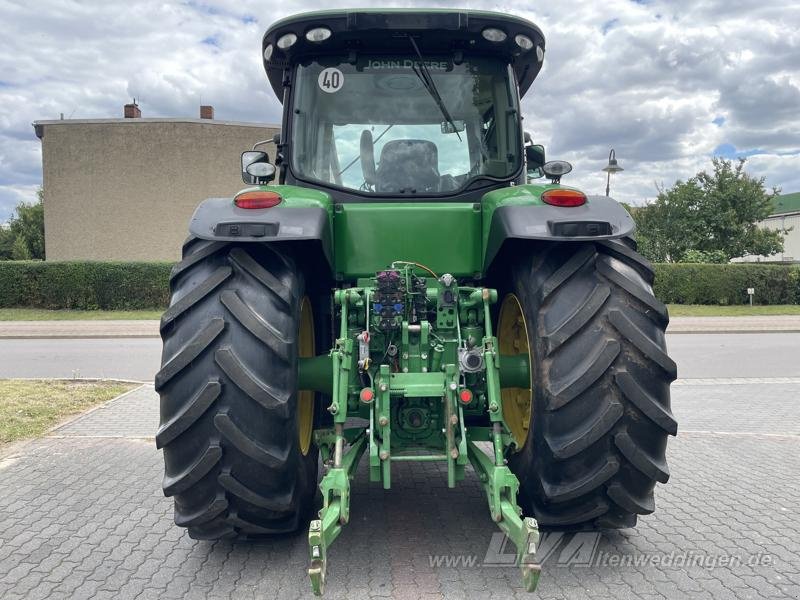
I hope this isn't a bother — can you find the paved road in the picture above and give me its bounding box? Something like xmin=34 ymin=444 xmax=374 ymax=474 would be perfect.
xmin=1 ymin=333 xmax=799 ymax=382
xmin=1 ymin=381 xmax=798 ymax=599
xmin=667 ymin=333 xmax=800 ymax=379
xmin=0 ymin=338 xmax=162 ymax=381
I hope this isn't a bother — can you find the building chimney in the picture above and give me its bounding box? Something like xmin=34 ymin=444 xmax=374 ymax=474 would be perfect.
xmin=200 ymin=105 xmax=214 ymax=120
xmin=124 ymin=101 xmax=141 ymax=119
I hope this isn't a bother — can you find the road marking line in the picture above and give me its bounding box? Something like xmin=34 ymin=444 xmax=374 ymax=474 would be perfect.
xmin=680 ymin=430 xmax=799 ymax=439
xmin=46 ymin=435 xmax=155 ymax=440
xmin=674 ymin=377 xmax=800 ymax=386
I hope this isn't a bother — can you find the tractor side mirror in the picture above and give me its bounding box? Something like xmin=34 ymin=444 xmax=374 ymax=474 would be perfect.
xmin=242 ymin=151 xmax=276 ymax=185
xmin=525 ymin=144 xmax=546 ymax=180
xmin=441 ymin=120 xmax=466 ymax=134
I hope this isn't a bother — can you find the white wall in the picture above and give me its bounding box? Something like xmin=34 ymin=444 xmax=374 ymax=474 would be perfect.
xmin=733 ymin=212 xmax=800 ymax=263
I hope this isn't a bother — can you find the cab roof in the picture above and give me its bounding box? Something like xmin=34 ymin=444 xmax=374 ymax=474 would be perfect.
xmin=262 ymin=9 xmax=546 ymax=101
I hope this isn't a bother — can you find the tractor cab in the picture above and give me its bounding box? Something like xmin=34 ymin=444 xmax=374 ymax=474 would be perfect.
xmin=261 ymin=10 xmax=547 ymax=201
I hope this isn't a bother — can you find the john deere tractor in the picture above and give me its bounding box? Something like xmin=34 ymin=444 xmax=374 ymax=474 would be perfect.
xmin=156 ymin=9 xmax=677 ymax=595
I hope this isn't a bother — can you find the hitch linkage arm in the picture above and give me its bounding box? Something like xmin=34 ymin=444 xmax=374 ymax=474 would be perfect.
xmin=471 ymin=295 xmax=541 ymax=592
xmin=308 ymin=289 xmax=364 ymax=596
xmin=308 ymin=433 xmax=368 ymax=596
xmin=466 ymin=441 xmax=541 ymax=591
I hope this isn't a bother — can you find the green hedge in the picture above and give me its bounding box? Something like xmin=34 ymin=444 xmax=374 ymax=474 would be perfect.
xmin=653 ymin=263 xmax=800 ymax=305
xmin=0 ymin=260 xmax=798 ymax=309
xmin=0 ymin=261 xmax=172 ymax=310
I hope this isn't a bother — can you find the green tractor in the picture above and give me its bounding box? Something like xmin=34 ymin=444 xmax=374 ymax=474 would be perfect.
xmin=156 ymin=9 xmax=677 ymax=595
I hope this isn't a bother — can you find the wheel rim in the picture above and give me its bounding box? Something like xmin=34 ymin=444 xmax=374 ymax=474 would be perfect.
xmin=297 ymin=297 xmax=315 ymax=456
xmin=498 ymin=293 xmax=533 ymax=451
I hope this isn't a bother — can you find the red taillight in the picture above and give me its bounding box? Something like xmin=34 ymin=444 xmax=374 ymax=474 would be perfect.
xmin=459 ymin=389 xmax=473 ymax=404
xmin=234 ymin=190 xmax=282 ymax=209
xmin=541 ymin=189 xmax=587 ymax=207
xmin=359 ymin=388 xmax=375 ymax=403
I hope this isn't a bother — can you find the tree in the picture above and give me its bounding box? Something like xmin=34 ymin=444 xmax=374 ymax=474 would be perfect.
xmin=0 ymin=189 xmax=45 ymax=260
xmin=632 ymin=158 xmax=785 ymax=263
xmin=0 ymin=225 xmax=13 ymax=259
xmin=11 ymin=235 xmax=32 ymax=260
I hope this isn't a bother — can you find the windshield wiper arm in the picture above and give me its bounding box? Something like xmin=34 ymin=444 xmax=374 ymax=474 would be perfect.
xmin=409 ymin=36 xmax=462 ymax=142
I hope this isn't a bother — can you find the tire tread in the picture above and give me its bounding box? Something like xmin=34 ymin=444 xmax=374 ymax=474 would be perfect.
xmin=157 ymin=241 xmax=316 ymax=539
xmin=506 ymin=239 xmax=675 ymax=529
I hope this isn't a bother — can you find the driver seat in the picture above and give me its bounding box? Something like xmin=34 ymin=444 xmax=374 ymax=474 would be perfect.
xmin=375 ymin=140 xmax=440 ymax=193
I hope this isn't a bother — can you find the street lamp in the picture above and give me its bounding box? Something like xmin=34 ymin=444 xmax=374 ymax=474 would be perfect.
xmin=602 ymin=148 xmax=623 ymax=196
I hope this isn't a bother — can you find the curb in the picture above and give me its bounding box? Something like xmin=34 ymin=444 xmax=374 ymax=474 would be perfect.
xmin=2 ymin=318 xmax=800 ymax=337
xmin=3 ymin=377 xmax=150 ymax=385
xmin=9 ymin=332 xmax=800 ymax=337
xmin=3 ymin=329 xmax=798 ymax=338
xmin=0 ymin=381 xmax=149 ymax=460
xmin=667 ymin=328 xmax=800 ymax=334
xmin=46 ymin=382 xmax=150 ymax=436
xmin=0 ymin=319 xmax=161 ymax=340
xmin=0 ymin=334 xmax=160 ymax=339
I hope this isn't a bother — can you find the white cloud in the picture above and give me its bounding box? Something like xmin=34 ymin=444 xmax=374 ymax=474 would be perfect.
xmin=0 ymin=0 xmax=798 ymax=219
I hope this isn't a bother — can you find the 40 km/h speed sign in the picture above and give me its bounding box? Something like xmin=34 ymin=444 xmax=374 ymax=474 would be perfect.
xmin=318 ymin=67 xmax=344 ymax=93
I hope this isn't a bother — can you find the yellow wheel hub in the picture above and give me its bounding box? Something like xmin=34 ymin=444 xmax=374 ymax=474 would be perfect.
xmin=297 ymin=297 xmax=315 ymax=456
xmin=498 ymin=294 xmax=533 ymax=451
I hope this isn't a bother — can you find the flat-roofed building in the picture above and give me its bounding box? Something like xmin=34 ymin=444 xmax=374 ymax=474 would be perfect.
xmin=34 ymin=103 xmax=279 ymax=261
xmin=734 ymin=192 xmax=800 ymax=263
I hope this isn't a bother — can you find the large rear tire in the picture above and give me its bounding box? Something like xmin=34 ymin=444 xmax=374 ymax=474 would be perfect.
xmin=155 ymin=238 xmax=318 ymax=539
xmin=500 ymin=239 xmax=678 ymax=529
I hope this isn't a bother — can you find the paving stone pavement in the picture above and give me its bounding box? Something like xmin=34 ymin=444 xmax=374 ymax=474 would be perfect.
xmin=1 ymin=381 xmax=798 ymax=599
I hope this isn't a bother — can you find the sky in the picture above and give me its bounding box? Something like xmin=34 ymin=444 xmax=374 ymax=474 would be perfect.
xmin=0 ymin=0 xmax=799 ymax=222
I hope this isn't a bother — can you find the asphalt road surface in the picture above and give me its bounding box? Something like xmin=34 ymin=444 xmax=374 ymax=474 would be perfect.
xmin=0 ymin=338 xmax=162 ymax=381
xmin=1 ymin=333 xmax=799 ymax=381
xmin=666 ymin=332 xmax=800 ymax=378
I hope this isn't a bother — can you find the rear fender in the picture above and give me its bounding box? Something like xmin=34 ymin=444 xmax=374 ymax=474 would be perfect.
xmin=482 ymin=187 xmax=635 ymax=272
xmin=188 ymin=185 xmax=334 ymax=273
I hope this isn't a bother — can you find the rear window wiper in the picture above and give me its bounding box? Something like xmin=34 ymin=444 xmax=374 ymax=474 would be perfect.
xmin=409 ymin=36 xmax=462 ymax=142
